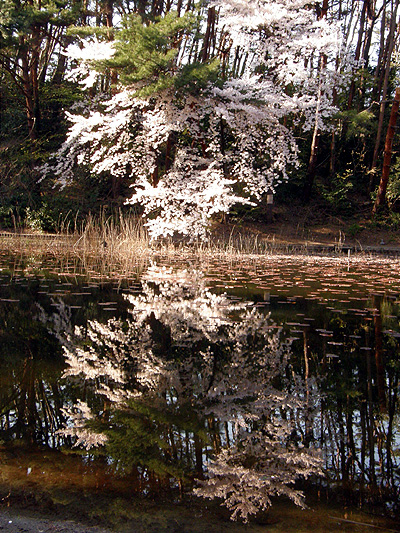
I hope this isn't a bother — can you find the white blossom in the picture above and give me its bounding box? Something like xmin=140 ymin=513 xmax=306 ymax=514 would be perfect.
xmin=39 ymin=0 xmax=350 ymax=239
xmin=42 ymin=265 xmax=323 ymax=520
xmin=65 ymin=38 xmax=115 ymax=89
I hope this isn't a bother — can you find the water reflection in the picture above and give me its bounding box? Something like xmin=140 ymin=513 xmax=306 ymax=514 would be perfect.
xmin=40 ymin=266 xmax=321 ymax=521
xmin=304 ymin=292 xmax=400 ymax=508
xmin=0 ymin=255 xmax=399 ymax=526
xmin=0 ymin=280 xmax=65 ymax=446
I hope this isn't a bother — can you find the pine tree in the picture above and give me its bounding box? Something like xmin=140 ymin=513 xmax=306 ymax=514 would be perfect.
xmin=39 ymin=0 xmax=347 ymax=239
xmin=0 ymin=0 xmax=83 ymax=140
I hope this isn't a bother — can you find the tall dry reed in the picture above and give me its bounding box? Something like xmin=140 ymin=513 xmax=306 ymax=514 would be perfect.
xmin=1 ymin=212 xmax=360 ymax=280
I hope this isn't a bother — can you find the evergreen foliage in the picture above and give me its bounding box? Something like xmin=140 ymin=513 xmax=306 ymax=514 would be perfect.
xmin=0 ymin=0 xmax=400 ymax=232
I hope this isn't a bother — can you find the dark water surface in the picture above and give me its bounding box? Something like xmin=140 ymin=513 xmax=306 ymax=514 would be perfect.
xmin=0 ymin=252 xmax=399 ymax=531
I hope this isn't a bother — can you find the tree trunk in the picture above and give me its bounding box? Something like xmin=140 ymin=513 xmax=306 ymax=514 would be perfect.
xmin=30 ymin=23 xmax=41 ymax=132
xmin=359 ymin=0 xmax=376 ymax=107
xmin=200 ymin=7 xmax=216 ymax=63
xmin=347 ymin=0 xmax=368 ymax=110
xmin=303 ymin=55 xmax=325 ymax=202
xmin=372 ymin=86 xmax=400 ymax=213
xmin=370 ymin=0 xmax=399 ymax=175
xmin=303 ymin=0 xmax=328 ymax=202
xmin=20 ymin=42 xmax=38 ymax=141
xmin=18 ymin=10 xmax=42 ymax=142
xmin=372 ymin=2 xmax=387 ymax=103
xmin=104 ymin=0 xmax=113 ymax=31
xmin=151 ymin=0 xmax=164 ymax=16
xmin=52 ymin=47 xmax=68 ymax=85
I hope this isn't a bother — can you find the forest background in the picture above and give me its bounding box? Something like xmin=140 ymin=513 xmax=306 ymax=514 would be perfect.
xmin=1 ymin=0 xmax=400 ymax=243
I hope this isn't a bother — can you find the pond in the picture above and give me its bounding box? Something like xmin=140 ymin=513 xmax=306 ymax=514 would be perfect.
xmin=0 ymin=250 xmax=399 ymax=532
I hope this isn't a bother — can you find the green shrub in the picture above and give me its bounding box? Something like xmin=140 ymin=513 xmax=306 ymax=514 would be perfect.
xmin=347 ymin=222 xmax=362 ymax=238
xmin=319 ymin=169 xmax=354 ymax=213
xmin=0 ymin=206 xmax=16 ymax=229
xmin=25 ymin=203 xmax=57 ymax=232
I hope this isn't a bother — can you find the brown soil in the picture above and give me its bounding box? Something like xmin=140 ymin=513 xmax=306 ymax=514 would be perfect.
xmin=213 ymin=204 xmax=400 ymax=250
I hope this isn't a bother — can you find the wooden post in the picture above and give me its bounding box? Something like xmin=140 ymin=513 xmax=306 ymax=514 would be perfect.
xmin=372 ymin=86 xmax=400 ymax=214
xmin=265 ymin=190 xmax=274 ymax=222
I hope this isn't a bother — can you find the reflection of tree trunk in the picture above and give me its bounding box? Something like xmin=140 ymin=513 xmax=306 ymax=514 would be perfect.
xmin=325 ymin=411 xmax=338 ymax=476
xmin=386 ymin=373 xmax=398 ymax=490
xmin=373 ymin=297 xmax=386 ymax=411
xmin=16 ymin=387 xmax=27 ymax=438
xmin=16 ymin=358 xmax=38 ymax=444
xmin=365 ymin=347 xmax=377 ymax=491
xmin=26 ymin=359 xmax=38 ymax=444
xmin=194 ymin=434 xmax=203 ymax=478
xmin=360 ymin=401 xmax=367 ymax=492
xmin=345 ymin=396 xmax=356 ymax=486
xmin=38 ymin=380 xmax=50 ymax=443
xmin=224 ymin=421 xmax=230 ymax=447
xmin=52 ymin=383 xmax=68 ymax=445
xmin=146 ymin=311 xmax=171 ymax=354
xmin=169 ymin=429 xmax=178 ymax=461
xmin=319 ymin=399 xmax=325 ymax=447
xmin=208 ymin=417 xmax=221 ymax=455
xmin=337 ymin=399 xmax=348 ymax=488
xmin=303 ymin=331 xmax=313 ymax=446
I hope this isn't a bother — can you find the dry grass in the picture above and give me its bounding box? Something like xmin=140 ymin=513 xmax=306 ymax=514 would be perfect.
xmin=1 ymin=212 xmax=396 ymax=281
xmin=0 ymin=231 xmax=78 ymax=255
xmin=73 ymin=212 xmax=149 ymax=257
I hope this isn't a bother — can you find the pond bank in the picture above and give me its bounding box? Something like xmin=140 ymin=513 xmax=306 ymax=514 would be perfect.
xmin=1 ymin=496 xmax=399 ymax=533
xmin=0 ymin=510 xmax=111 ymax=533
xmin=1 ymin=227 xmax=399 ymax=257
xmin=210 ymin=210 xmax=400 ymax=256
xmin=1 ymin=203 xmax=400 ymax=257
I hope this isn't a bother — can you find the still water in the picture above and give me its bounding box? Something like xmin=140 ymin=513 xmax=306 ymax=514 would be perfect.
xmin=0 ymin=251 xmax=399 ymax=531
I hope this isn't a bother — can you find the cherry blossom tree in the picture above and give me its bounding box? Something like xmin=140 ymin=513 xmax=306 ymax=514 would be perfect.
xmin=40 ymin=0 xmax=346 ymax=239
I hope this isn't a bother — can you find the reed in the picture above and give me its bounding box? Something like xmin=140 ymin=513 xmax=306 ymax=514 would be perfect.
xmin=74 ymin=211 xmax=149 ymax=258
xmin=186 ymin=227 xmax=308 ymax=258
xmin=0 ymin=212 xmax=389 ymax=278
xmin=0 ymin=230 xmax=77 ymax=255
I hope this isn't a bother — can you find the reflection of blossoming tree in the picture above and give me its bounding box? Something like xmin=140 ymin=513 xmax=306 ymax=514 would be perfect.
xmin=47 ymin=265 xmax=322 ymax=521
xmin=193 ymin=309 xmax=322 ymax=521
